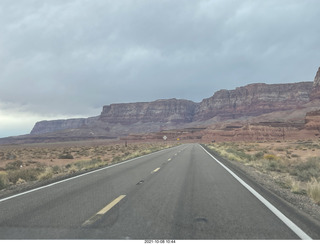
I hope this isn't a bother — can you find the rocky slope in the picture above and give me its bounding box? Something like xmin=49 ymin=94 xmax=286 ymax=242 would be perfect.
xmin=26 ymin=66 xmax=320 ymax=142
xmin=310 ymin=67 xmax=320 ymax=100
xmin=305 ymin=110 xmax=320 ymax=131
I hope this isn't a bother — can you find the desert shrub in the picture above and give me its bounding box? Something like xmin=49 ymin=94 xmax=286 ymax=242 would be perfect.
xmin=38 ymin=168 xmax=53 ymax=181
xmin=58 ymin=153 xmax=74 ymax=159
xmin=225 ymin=153 xmax=243 ymax=162
xmin=73 ymin=158 xmax=106 ymax=170
xmin=52 ymin=165 xmax=61 ymax=174
xmin=265 ymin=159 xmax=284 ymax=172
xmin=253 ymin=151 xmax=264 ymax=160
xmin=74 ymin=161 xmax=86 ymax=170
xmin=275 ymin=177 xmax=292 ymax=189
xmin=290 ymin=157 xmax=320 ymax=182
xmin=5 ymin=160 xmax=23 ymax=170
xmin=112 ymin=156 xmax=122 ymax=163
xmin=5 ymin=153 xmax=16 ymax=160
xmin=264 ymin=154 xmax=279 ymax=161
xmin=290 ymin=180 xmax=306 ymax=195
xmin=7 ymin=168 xmax=43 ymax=184
xmin=266 ymin=160 xmax=278 ymax=171
xmin=0 ymin=172 xmax=9 ymax=190
xmin=226 ymin=148 xmax=252 ymax=162
xmin=307 ymin=178 xmax=320 ymax=205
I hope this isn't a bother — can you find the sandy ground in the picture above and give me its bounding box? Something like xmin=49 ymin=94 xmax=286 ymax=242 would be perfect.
xmin=0 ymin=140 xmax=168 ymax=169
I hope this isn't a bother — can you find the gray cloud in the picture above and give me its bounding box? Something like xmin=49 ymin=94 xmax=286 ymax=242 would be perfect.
xmin=1 ymin=0 xmax=320 ymax=136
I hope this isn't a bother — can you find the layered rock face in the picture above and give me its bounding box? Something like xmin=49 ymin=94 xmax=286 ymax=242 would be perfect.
xmin=100 ymin=99 xmax=197 ymax=124
xmin=31 ymin=117 xmax=99 ymax=135
xmin=304 ymin=67 xmax=320 ymax=131
xmin=195 ymin=82 xmax=313 ymax=121
xmin=305 ymin=110 xmax=320 ymax=130
xmin=310 ymin=67 xmax=320 ymax=100
xmin=30 ymin=99 xmax=198 ymax=136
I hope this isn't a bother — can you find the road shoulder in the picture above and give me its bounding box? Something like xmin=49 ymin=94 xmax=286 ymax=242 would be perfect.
xmin=201 ymin=144 xmax=320 ymax=239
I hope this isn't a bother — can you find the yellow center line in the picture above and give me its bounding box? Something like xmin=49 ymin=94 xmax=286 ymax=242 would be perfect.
xmin=151 ymin=167 xmax=160 ymax=174
xmin=82 ymin=195 xmax=126 ymax=227
xmin=97 ymin=195 xmax=126 ymax=215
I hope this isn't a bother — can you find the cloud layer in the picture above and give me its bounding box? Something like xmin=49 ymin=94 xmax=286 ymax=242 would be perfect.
xmin=1 ymin=0 xmax=320 ymax=136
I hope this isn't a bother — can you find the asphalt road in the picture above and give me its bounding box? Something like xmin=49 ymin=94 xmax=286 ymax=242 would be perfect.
xmin=0 ymin=144 xmax=316 ymax=239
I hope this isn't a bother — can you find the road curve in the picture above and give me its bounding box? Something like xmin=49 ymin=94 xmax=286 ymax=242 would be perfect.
xmin=0 ymin=144 xmax=316 ymax=239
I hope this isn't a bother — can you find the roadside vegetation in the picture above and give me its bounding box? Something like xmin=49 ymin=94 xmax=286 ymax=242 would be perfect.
xmin=207 ymin=140 xmax=320 ymax=205
xmin=0 ymin=141 xmax=175 ymax=192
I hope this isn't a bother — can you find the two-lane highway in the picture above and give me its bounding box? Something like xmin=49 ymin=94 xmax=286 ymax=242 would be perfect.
xmin=0 ymin=144 xmax=315 ymax=239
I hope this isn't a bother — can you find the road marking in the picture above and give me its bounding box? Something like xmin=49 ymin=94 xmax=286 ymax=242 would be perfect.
xmin=151 ymin=167 xmax=160 ymax=174
xmin=168 ymin=158 xmax=171 ymax=161
xmin=200 ymin=145 xmax=312 ymax=240
xmin=82 ymin=195 xmax=126 ymax=227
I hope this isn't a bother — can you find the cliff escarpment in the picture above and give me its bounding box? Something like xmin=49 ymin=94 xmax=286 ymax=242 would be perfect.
xmin=31 ymin=117 xmax=99 ymax=135
xmin=310 ymin=67 xmax=320 ymax=100
xmin=30 ymin=99 xmax=198 ymax=137
xmin=100 ymin=99 xmax=197 ymax=125
xmin=195 ymin=82 xmax=313 ymax=121
xmin=29 ymin=67 xmax=320 ymax=139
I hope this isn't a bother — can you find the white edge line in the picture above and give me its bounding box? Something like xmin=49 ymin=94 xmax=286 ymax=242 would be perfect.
xmin=200 ymin=144 xmax=312 ymax=240
xmin=0 ymin=145 xmax=182 ymax=203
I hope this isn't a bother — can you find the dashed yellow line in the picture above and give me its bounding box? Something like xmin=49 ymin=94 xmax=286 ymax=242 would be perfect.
xmin=151 ymin=167 xmax=160 ymax=174
xmin=82 ymin=195 xmax=126 ymax=227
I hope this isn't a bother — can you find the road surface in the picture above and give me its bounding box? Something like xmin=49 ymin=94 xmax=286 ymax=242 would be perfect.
xmin=0 ymin=144 xmax=317 ymax=239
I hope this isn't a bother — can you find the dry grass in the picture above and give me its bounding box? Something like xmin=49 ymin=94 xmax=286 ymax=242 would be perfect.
xmin=0 ymin=140 xmax=176 ymax=190
xmin=307 ymin=178 xmax=320 ymax=204
xmin=207 ymin=140 xmax=320 ymax=205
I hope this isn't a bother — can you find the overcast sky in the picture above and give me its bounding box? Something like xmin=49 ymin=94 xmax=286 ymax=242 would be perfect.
xmin=1 ymin=0 xmax=320 ymax=137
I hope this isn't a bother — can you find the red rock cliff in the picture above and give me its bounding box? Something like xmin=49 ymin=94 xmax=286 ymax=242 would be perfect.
xmin=99 ymin=99 xmax=197 ymax=125
xmin=195 ymin=82 xmax=313 ymax=121
xmin=310 ymin=67 xmax=320 ymax=100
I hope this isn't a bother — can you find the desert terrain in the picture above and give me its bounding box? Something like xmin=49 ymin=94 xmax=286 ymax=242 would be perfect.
xmin=207 ymin=140 xmax=320 ymax=207
xmin=0 ymin=140 xmax=176 ymax=194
